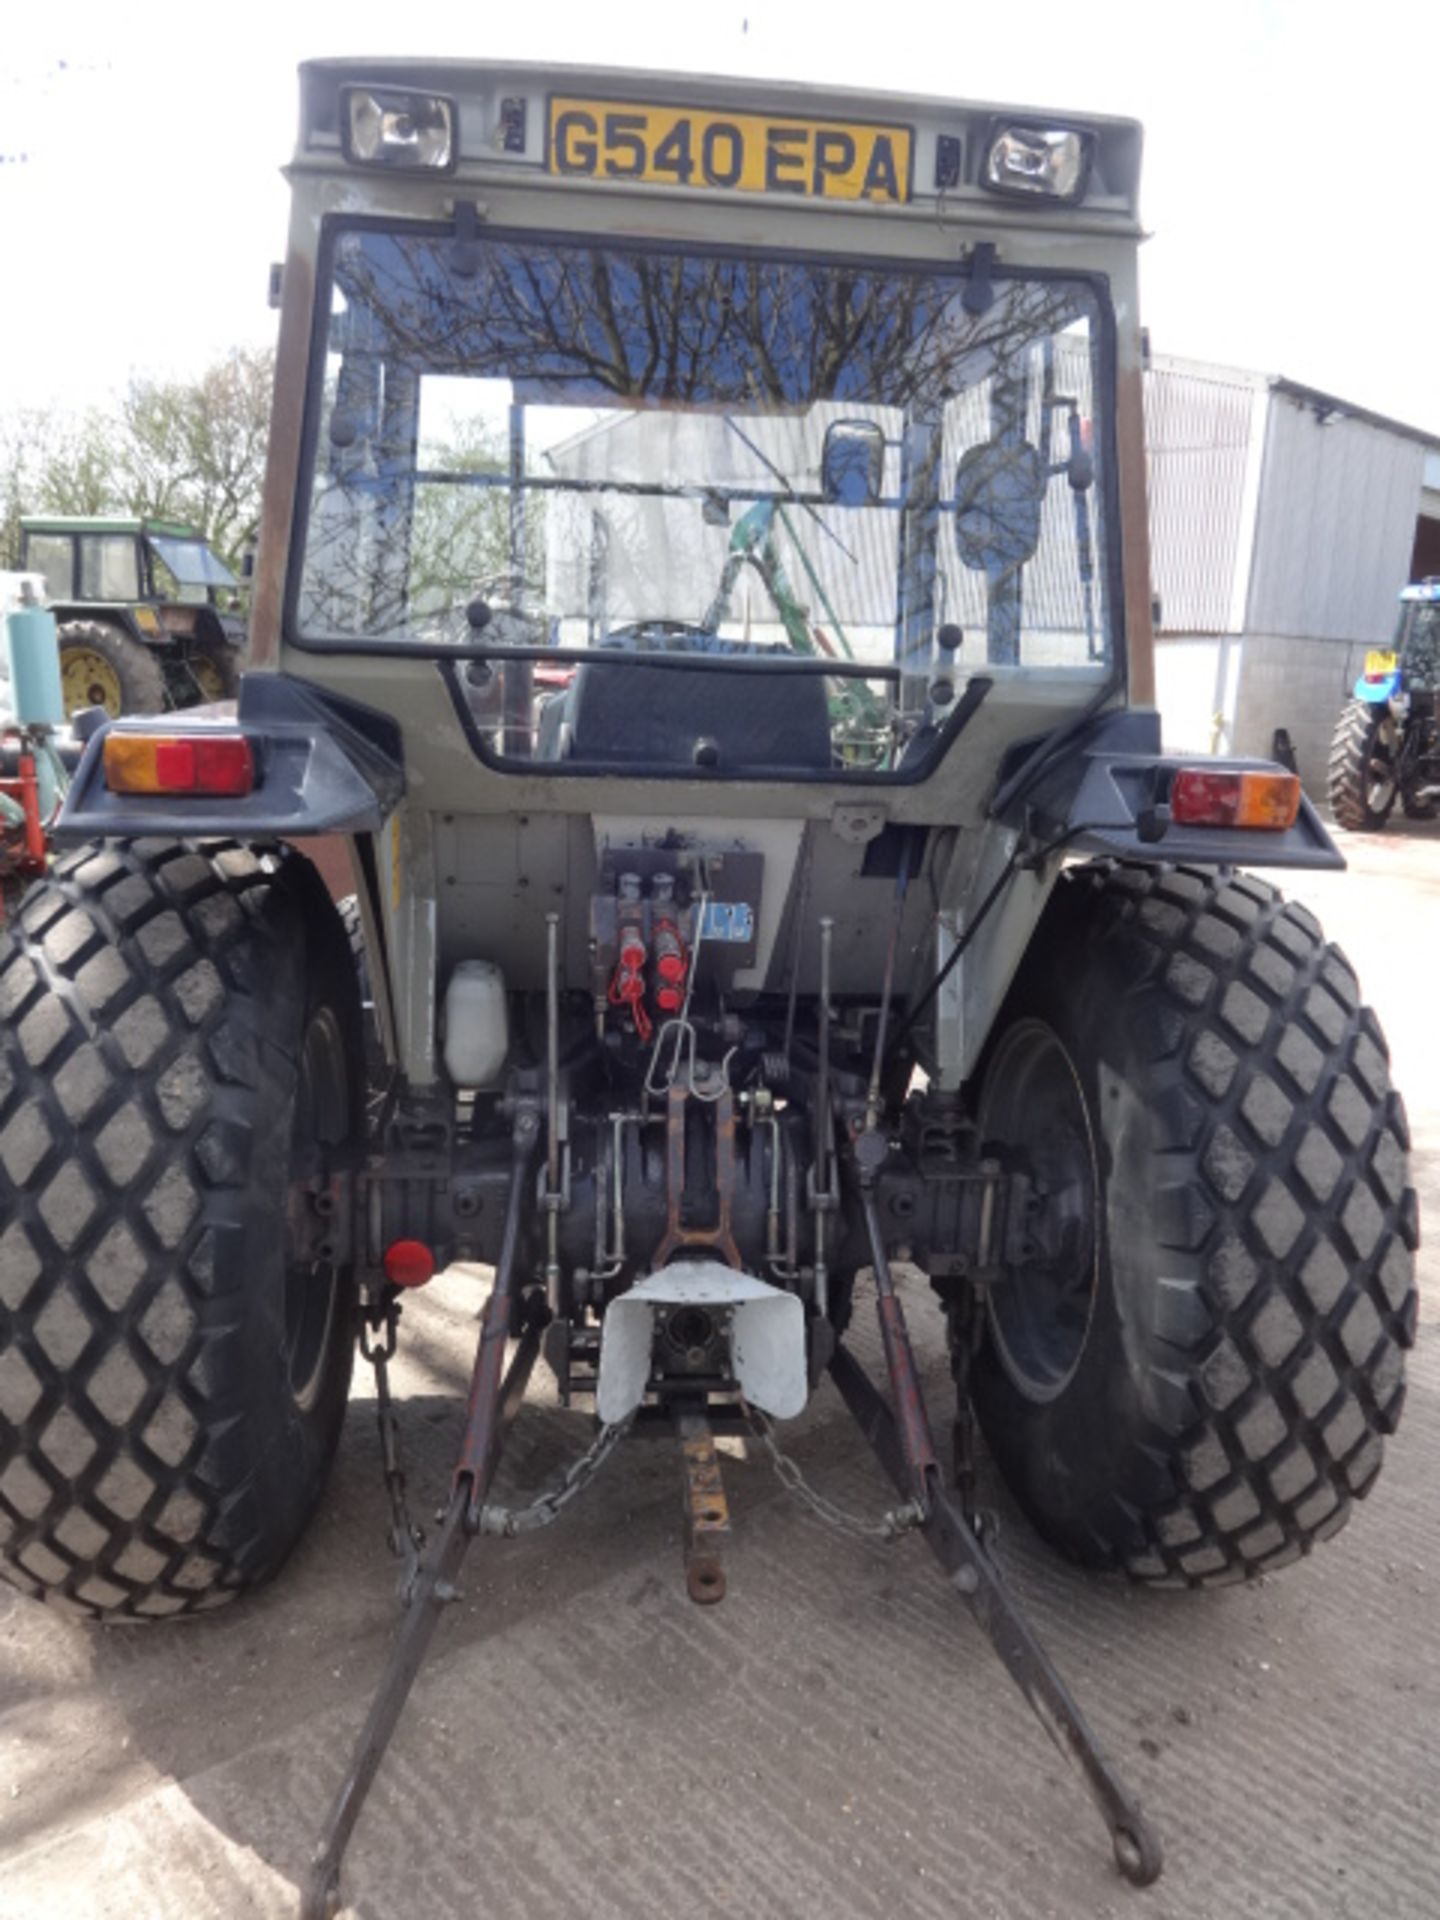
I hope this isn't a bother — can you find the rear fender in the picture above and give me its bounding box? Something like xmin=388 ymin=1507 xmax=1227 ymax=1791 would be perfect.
xmin=1354 ymin=673 xmax=1401 ymax=704
xmin=52 ymin=672 xmax=404 ymax=843
xmin=997 ymin=706 xmax=1342 ymax=871
xmin=53 ymin=604 xmax=167 ymax=650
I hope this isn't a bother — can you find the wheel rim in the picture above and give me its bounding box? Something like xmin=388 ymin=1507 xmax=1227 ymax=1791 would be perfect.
xmin=1364 ymin=717 xmax=1399 ymax=815
xmin=61 ymin=646 xmax=123 ymax=716
xmin=978 ymin=1019 xmax=1100 ymax=1403
xmin=285 ymin=1005 xmax=350 ymax=1413
xmin=188 ymin=654 xmax=227 ymax=702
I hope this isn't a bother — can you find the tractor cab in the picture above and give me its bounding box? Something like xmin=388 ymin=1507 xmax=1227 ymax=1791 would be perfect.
xmin=18 ymin=515 xmax=246 ymax=715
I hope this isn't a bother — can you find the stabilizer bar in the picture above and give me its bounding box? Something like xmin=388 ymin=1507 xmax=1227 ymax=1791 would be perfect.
xmin=829 ymin=1338 xmax=1163 ymax=1887
xmin=301 ymin=1126 xmax=541 ymax=1920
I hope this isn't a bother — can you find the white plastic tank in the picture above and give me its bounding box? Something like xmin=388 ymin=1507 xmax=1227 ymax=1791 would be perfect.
xmin=442 ymin=960 xmax=510 ymax=1088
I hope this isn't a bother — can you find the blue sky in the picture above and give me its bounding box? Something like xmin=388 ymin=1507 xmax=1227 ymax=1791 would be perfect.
xmin=3 ymin=0 xmax=1437 ymax=433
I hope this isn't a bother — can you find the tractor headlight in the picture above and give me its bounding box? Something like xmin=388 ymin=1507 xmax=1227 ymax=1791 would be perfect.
xmin=341 ymin=87 xmax=456 ymax=172
xmin=981 ymin=124 xmax=1093 ymax=203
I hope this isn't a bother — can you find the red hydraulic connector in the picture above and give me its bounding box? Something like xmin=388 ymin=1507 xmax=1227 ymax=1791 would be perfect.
xmin=609 ymin=899 xmax=653 ymax=1040
xmin=653 ymin=916 xmax=687 ymax=983
xmin=651 ymin=915 xmax=688 ymax=1017
xmin=617 ymin=911 xmax=647 ymax=976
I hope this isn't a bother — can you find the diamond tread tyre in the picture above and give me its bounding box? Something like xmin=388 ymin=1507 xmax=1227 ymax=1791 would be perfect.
xmin=972 ymin=860 xmax=1418 ymax=1588
xmin=57 ymin=619 xmax=167 ymax=719
xmin=0 ymin=838 xmax=361 ymax=1620
xmin=1328 ymin=701 xmax=1397 ymax=832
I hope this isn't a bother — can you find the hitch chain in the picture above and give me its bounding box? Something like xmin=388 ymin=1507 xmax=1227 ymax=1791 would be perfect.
xmin=359 ymin=1300 xmax=427 ymax=1600
xmin=476 ymin=1414 xmax=634 ymax=1537
xmin=750 ymin=1411 xmax=925 ymax=1542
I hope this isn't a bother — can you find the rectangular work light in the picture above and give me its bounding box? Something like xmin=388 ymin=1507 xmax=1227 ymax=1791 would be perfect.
xmin=981 ymin=124 xmax=1093 ymax=203
xmin=103 ymin=733 xmax=255 ymax=797
xmin=341 ymin=87 xmax=456 ymax=172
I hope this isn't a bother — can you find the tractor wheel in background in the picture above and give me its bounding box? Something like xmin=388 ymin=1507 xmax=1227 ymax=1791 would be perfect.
xmin=1328 ymin=702 xmax=1399 ymax=831
xmin=58 ymin=619 xmax=166 ymax=719
xmin=0 ymin=838 xmax=361 ymax=1619
xmin=183 ymin=637 xmax=242 ymax=705
xmin=971 ymin=859 xmax=1417 ymax=1588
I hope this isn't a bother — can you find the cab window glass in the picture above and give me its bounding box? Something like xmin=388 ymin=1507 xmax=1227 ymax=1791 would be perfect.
xmin=25 ymin=533 xmax=74 ymax=600
xmin=79 ymin=535 xmax=141 ymax=601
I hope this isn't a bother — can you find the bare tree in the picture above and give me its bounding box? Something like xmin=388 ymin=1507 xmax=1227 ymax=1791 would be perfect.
xmin=120 ymin=347 xmax=274 ymax=570
xmin=0 ymin=347 xmax=274 ymax=574
xmin=0 ymin=407 xmax=123 ymax=567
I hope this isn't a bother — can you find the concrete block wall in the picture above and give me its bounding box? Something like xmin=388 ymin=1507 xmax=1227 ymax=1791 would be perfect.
xmin=1228 ymin=632 xmax=1374 ymax=799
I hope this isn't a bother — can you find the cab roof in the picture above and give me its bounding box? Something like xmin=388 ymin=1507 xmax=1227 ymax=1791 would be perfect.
xmin=21 ymin=516 xmax=204 ymax=541
xmin=294 ymin=57 xmax=1144 ymax=233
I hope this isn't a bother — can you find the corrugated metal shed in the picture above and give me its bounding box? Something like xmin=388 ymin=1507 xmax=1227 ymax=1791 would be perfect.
xmin=1145 ymin=358 xmax=1265 ymax=636
xmin=1245 ymin=389 xmax=1426 ymax=644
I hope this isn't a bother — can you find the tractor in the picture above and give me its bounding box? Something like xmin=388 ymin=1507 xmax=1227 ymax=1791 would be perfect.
xmin=0 ymin=62 xmax=1416 ymax=1917
xmin=19 ymin=514 xmax=247 ymax=717
xmin=1329 ymin=578 xmax=1440 ymax=830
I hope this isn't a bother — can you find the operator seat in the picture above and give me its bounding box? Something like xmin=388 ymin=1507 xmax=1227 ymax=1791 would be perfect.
xmin=550 ymin=628 xmax=834 ymax=773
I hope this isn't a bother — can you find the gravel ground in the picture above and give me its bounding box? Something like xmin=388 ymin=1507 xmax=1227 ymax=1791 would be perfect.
xmin=1 ymin=827 xmax=1437 ymax=1920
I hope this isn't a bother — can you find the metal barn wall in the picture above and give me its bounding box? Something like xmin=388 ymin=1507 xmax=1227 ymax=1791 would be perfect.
xmin=1245 ymin=393 xmax=1425 ymax=642
xmin=1145 ymin=358 xmax=1265 ymax=635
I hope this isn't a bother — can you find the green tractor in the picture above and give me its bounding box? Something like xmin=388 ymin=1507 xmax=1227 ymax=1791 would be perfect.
xmin=18 ymin=515 xmax=247 ymax=718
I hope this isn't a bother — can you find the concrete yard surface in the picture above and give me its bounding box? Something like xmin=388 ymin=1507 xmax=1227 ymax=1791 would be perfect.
xmin=1 ymin=829 xmax=1438 ymax=1920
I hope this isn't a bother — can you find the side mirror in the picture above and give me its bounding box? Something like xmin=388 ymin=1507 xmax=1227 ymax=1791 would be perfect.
xmin=821 ymin=419 xmax=885 ymax=508
xmin=954 ymin=439 xmax=1046 ymax=575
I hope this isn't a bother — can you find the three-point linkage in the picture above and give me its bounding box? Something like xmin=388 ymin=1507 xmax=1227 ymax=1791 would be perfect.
xmin=836 ymin=1184 xmax=1163 ymax=1888
xmin=302 ymin=1119 xmax=544 ymax=1920
xmin=300 ymin=1124 xmax=1161 ymax=1920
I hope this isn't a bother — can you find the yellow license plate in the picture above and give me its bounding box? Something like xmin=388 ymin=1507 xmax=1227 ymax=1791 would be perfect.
xmin=547 ymin=97 xmax=913 ymax=204
xmin=1365 ymin=649 xmax=1398 ymax=676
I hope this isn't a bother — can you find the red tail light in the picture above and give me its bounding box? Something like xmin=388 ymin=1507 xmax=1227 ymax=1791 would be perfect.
xmin=1170 ymin=768 xmax=1301 ymax=830
xmin=104 ymin=732 xmax=255 ymax=796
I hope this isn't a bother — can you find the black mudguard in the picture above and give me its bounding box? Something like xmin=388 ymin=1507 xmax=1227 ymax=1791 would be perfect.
xmin=995 ymin=706 xmax=1342 ymax=872
xmin=52 ymin=674 xmax=404 ymax=843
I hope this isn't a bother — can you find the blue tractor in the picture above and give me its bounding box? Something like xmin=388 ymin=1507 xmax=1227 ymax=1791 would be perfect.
xmin=1328 ymin=578 xmax=1440 ymax=830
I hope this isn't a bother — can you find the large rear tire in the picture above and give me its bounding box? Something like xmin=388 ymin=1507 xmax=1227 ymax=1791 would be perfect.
xmin=58 ymin=619 xmax=166 ymax=719
xmin=1328 ymin=702 xmax=1399 ymax=831
xmin=0 ymin=839 xmax=361 ymax=1619
xmin=972 ymin=861 xmax=1417 ymax=1587
xmin=183 ymin=636 xmax=242 ymax=705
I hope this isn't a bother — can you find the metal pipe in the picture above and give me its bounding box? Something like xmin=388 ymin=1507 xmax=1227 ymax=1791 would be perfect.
xmin=593 ymin=1121 xmax=610 ymax=1282
xmin=780 ymin=841 xmax=812 ymax=1072
xmin=761 ymin=1112 xmax=799 ymax=1283
xmin=455 ymin=1128 xmax=541 ymax=1497
xmin=764 ymin=1114 xmax=782 ymax=1268
xmin=865 ymin=834 xmax=914 ymax=1130
xmin=544 ymin=912 xmax=562 ymax=1316
xmin=784 ymin=1127 xmax=800 ymax=1283
xmin=813 ymin=917 xmax=833 ymax=1319
xmin=596 ymin=1110 xmax=635 ymax=1282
